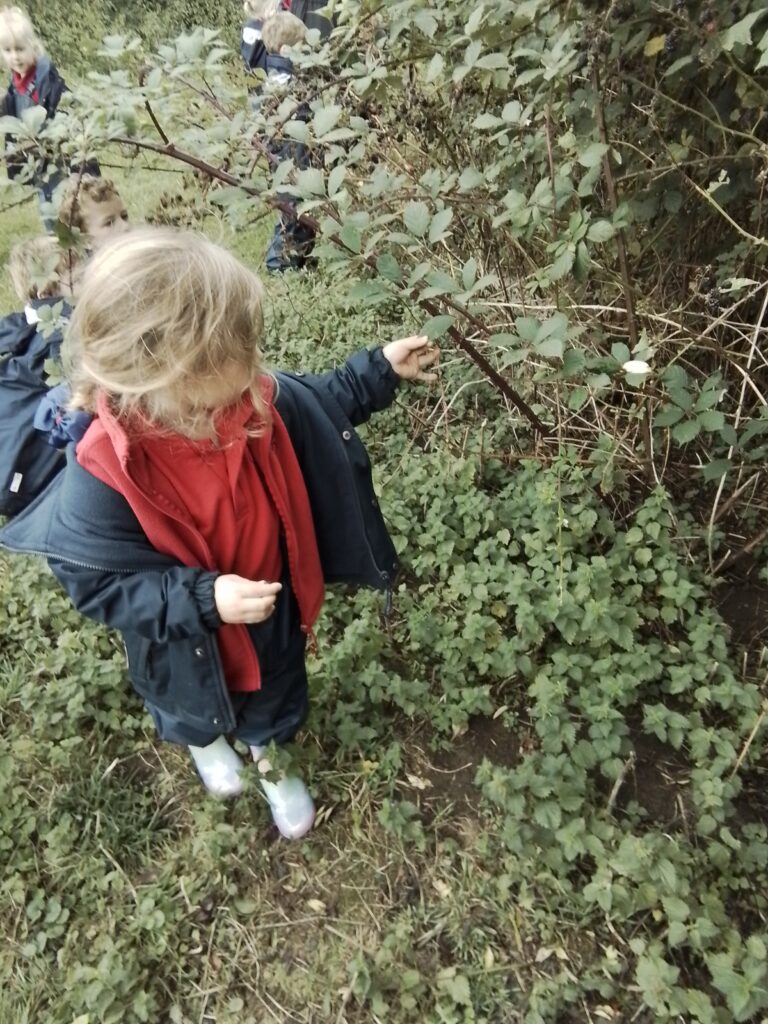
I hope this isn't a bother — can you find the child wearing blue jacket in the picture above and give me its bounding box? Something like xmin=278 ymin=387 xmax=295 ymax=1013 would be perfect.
xmin=0 ymin=6 xmax=65 ymax=230
xmin=0 ymin=227 xmax=438 ymax=839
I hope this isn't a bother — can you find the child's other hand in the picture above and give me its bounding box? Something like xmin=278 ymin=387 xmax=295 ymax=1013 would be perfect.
xmin=214 ymin=575 xmax=282 ymax=624
xmin=382 ymin=335 xmax=439 ymax=381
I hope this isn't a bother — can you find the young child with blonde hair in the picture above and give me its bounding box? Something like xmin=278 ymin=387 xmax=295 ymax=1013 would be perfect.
xmin=0 ymin=226 xmax=438 ymax=839
xmin=240 ymin=0 xmax=279 ymax=76
xmin=0 ymin=235 xmax=80 ymax=513
xmin=0 ymin=6 xmax=65 ymax=231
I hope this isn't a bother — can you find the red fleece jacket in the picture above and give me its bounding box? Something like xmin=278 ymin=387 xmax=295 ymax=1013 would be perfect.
xmin=76 ymin=382 xmax=324 ymax=691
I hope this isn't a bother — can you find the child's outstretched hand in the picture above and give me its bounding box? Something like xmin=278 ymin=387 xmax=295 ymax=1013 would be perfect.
xmin=382 ymin=335 xmax=439 ymax=381
xmin=214 ymin=575 xmax=282 ymax=624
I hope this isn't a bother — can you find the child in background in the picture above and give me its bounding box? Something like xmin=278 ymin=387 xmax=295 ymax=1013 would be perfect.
xmin=0 ymin=227 xmax=438 ymax=838
xmin=0 ymin=6 xmax=65 ymax=231
xmin=57 ymin=174 xmax=130 ymax=247
xmin=260 ymin=12 xmax=316 ymax=273
xmin=240 ymin=0 xmax=279 ymax=78
xmin=0 ymin=235 xmax=76 ymax=514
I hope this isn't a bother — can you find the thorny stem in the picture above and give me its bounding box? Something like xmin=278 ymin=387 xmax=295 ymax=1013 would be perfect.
xmin=593 ymin=65 xmax=656 ymax=483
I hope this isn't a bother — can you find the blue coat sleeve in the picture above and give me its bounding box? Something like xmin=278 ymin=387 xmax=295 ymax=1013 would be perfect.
xmin=306 ymin=347 xmax=400 ymax=427
xmin=48 ymin=560 xmax=221 ymax=642
xmin=41 ymin=454 xmax=222 ymax=642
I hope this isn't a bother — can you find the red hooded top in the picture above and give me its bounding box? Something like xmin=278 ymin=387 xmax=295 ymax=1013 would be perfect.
xmin=76 ymin=379 xmax=324 ymax=691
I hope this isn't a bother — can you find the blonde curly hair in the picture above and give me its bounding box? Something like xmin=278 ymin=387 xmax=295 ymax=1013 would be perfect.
xmin=0 ymin=7 xmax=43 ymax=61
xmin=67 ymin=227 xmax=269 ymax=440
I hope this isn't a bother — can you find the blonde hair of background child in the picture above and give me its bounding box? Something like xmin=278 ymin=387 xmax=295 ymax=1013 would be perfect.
xmin=243 ymin=0 xmax=278 ymax=20
xmin=9 ymin=235 xmax=75 ymax=301
xmin=67 ymin=227 xmax=270 ymax=439
xmin=58 ymin=175 xmax=124 ymax=234
xmin=0 ymin=6 xmax=43 ymax=60
xmin=261 ymin=11 xmax=307 ymax=54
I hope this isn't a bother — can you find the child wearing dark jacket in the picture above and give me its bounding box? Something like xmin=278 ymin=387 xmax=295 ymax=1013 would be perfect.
xmin=240 ymin=0 xmax=279 ymax=77
xmin=0 ymin=235 xmax=75 ymax=514
xmin=0 ymin=226 xmax=438 ymax=839
xmin=260 ymin=11 xmax=316 ymax=274
xmin=0 ymin=6 xmax=65 ymax=231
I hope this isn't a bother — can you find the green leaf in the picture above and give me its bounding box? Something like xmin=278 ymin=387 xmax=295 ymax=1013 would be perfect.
xmin=535 ymin=334 xmax=564 ymax=360
xmin=720 ymin=10 xmax=768 ymax=51
xmin=421 ymin=314 xmax=455 ymax=339
xmin=312 ymin=104 xmax=342 ymax=138
xmin=476 ymin=52 xmax=509 ymax=70
xmin=611 ymin=342 xmax=631 ymax=365
xmin=549 ymin=247 xmax=574 ymax=281
xmin=425 ymin=53 xmax=445 ymax=82
xmin=458 ymin=167 xmax=484 ymax=191
xmin=295 ymin=167 xmax=326 ymax=197
xmin=284 ymin=119 xmax=309 ymax=144
xmin=429 ymin=208 xmax=453 ymax=243
xmin=403 ymin=201 xmax=431 ymax=236
xmin=698 ymin=409 xmax=725 ymax=431
xmin=578 ymin=142 xmax=609 ymax=168
xmin=636 ymin=954 xmax=680 ymax=1010
xmin=376 ymin=254 xmax=401 ymax=282
xmin=655 ymin=405 xmax=685 ymax=427
xmin=473 ymin=113 xmax=504 ymax=130
xmin=327 ymin=165 xmax=346 ymax=197
xmin=561 ymin=349 xmax=586 ymax=377
xmin=413 ymin=7 xmax=438 ymax=37
xmin=461 ymin=258 xmax=477 ymax=291
xmin=587 ymin=219 xmax=615 ymax=243
xmin=339 ymin=224 xmax=361 ymax=253
xmin=672 ymin=419 xmax=700 ymax=444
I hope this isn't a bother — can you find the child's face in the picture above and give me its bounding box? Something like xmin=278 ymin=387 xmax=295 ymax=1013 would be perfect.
xmin=1 ymin=40 xmax=36 ymax=76
xmin=80 ymin=194 xmax=130 ymax=245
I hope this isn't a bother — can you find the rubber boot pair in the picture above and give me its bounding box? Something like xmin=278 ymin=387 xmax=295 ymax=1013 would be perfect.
xmin=188 ymin=736 xmax=315 ymax=839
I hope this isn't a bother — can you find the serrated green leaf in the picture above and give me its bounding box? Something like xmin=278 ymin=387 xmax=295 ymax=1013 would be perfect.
xmin=655 ymin=405 xmax=684 ymax=427
xmin=425 ymin=53 xmax=444 ymax=82
xmin=698 ymin=409 xmax=725 ymax=431
xmin=611 ymin=342 xmax=631 ymax=364
xmin=421 ymin=314 xmax=455 ymax=339
xmin=295 ymin=167 xmax=325 ymax=197
xmin=549 ymin=247 xmax=574 ymax=280
xmin=403 ymin=201 xmax=431 ymax=236
xmin=327 ymin=164 xmax=346 ymax=197
xmin=587 ymin=219 xmax=615 ymax=243
xmin=579 ymin=142 xmax=609 ymax=168
xmin=429 ymin=208 xmax=453 ymax=243
xmin=473 ymin=113 xmax=504 ymax=130
xmin=721 ymin=10 xmax=767 ymax=52
xmin=476 ymin=52 xmax=509 ymax=70
xmin=339 ymin=224 xmax=361 ymax=253
xmin=461 ymin=257 xmax=477 ymax=291
xmin=375 ymin=253 xmax=401 ymax=282
xmin=672 ymin=419 xmax=700 ymax=444
xmin=535 ymin=335 xmax=564 ymax=359
xmin=312 ymin=104 xmax=342 ymax=138
xmin=458 ymin=166 xmax=485 ymax=191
